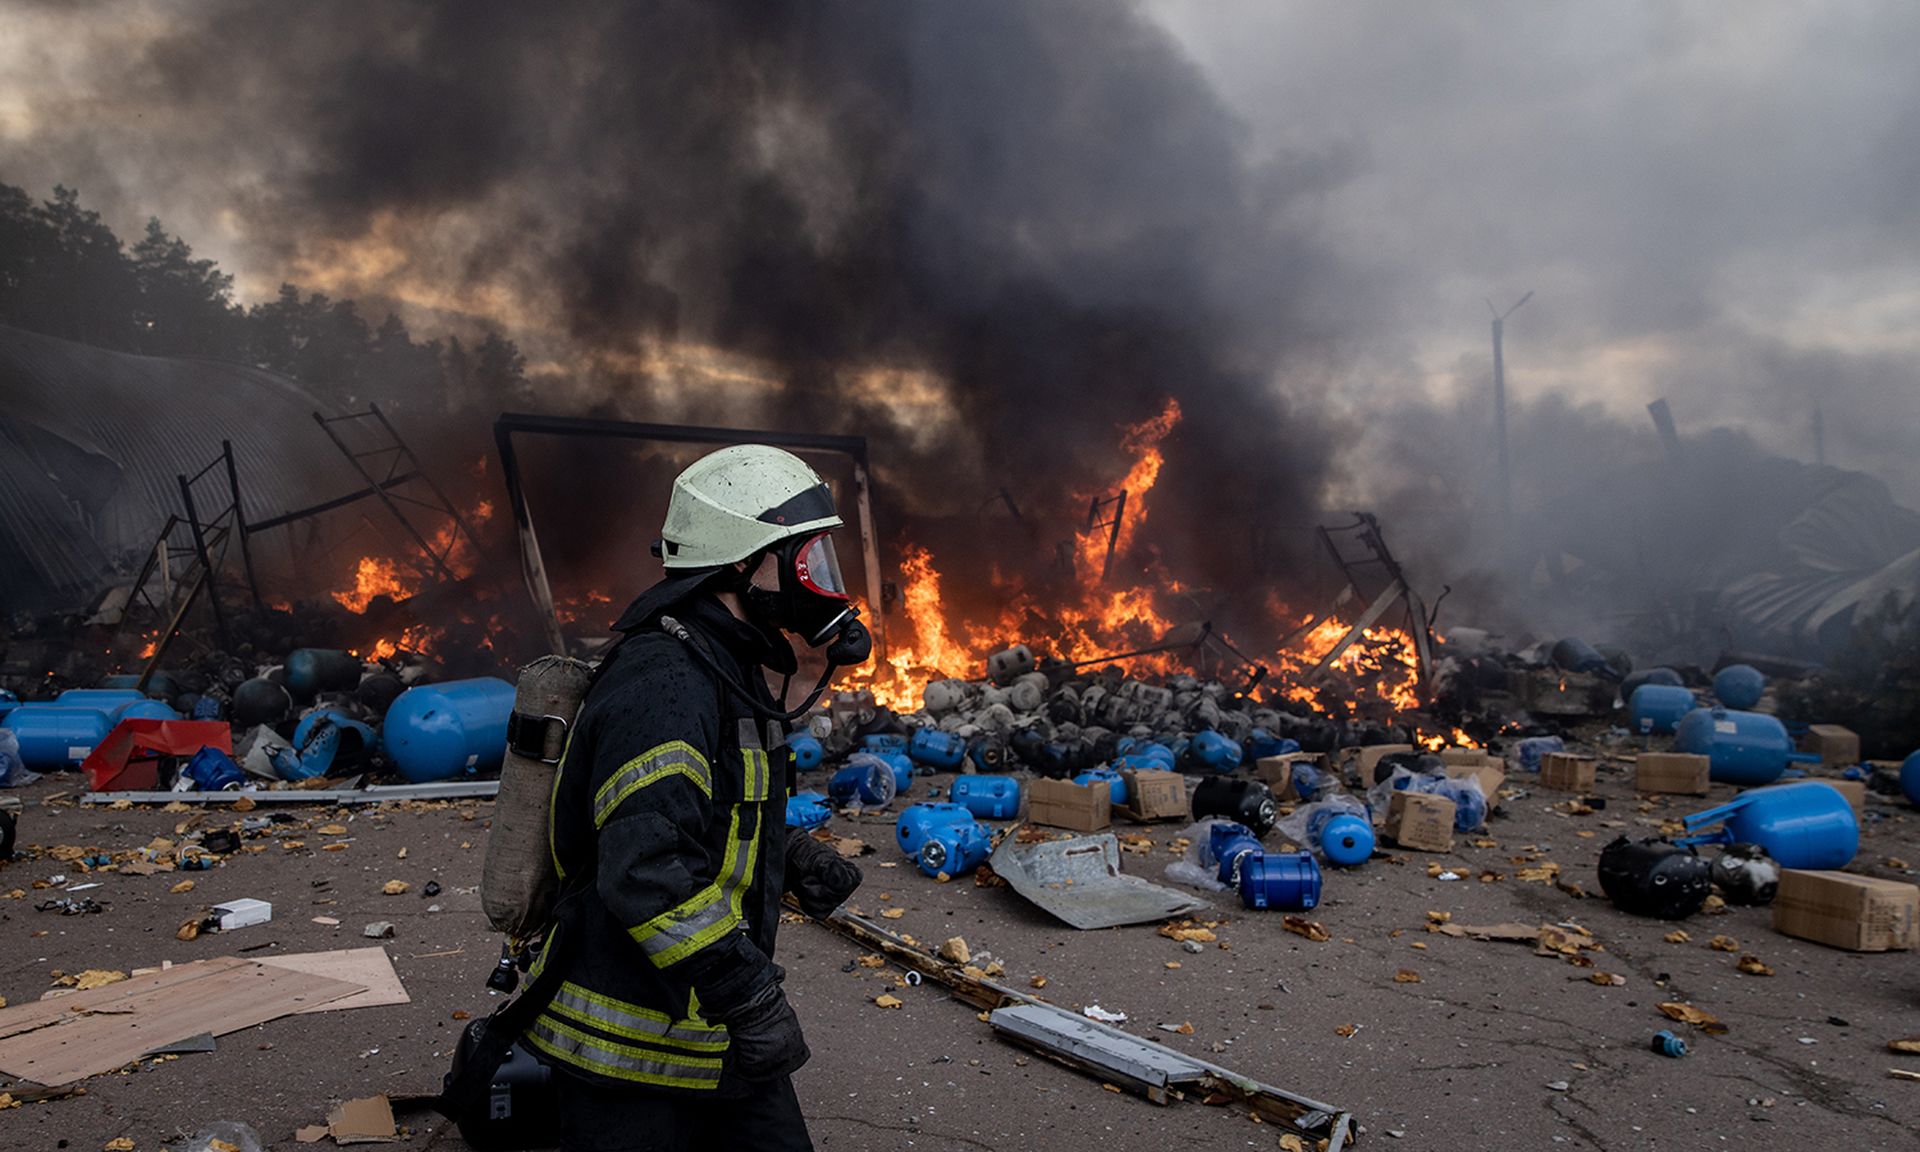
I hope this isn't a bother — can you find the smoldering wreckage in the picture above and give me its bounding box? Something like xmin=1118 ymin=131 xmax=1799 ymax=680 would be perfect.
xmin=3 ymin=338 xmax=1920 ymax=1150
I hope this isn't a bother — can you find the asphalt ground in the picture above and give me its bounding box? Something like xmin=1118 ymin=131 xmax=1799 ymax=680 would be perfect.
xmin=1 ymin=761 xmax=1916 ymax=1151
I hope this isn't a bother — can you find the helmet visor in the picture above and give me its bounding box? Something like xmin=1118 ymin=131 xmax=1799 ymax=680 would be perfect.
xmin=792 ymin=533 xmax=849 ymax=599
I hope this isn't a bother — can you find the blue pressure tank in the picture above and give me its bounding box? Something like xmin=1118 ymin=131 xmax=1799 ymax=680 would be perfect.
xmin=1429 ymin=777 xmax=1487 ymax=832
xmin=1290 ymin=762 xmax=1329 ymax=803
xmin=1712 ymin=664 xmax=1766 ymax=710
xmin=1901 ymin=750 xmax=1920 ymax=807
xmin=1618 ymin=667 xmax=1683 ymax=706
xmin=381 ymin=677 xmax=514 ymax=783
xmin=1674 ymin=707 xmax=1820 ymax=786
xmin=1308 ymin=809 xmax=1375 ymax=868
xmin=2 ymin=705 xmax=114 ymax=768
xmin=907 ymin=728 xmax=967 ymax=770
xmin=1239 ymin=850 xmax=1323 ymax=911
xmin=1243 ymin=730 xmax=1300 ymax=761
xmin=284 ymin=648 xmax=365 ymax=700
xmin=861 ymin=733 xmax=908 ymax=754
xmin=113 ymin=699 xmax=180 ymax=723
xmin=1072 ymin=767 xmax=1128 ymax=805
xmin=0 ymin=689 xmax=18 ymax=721
xmin=1210 ymin=821 xmax=1265 ymax=883
xmin=950 ymin=774 xmax=1021 ymax=819
xmin=1186 ymin=730 xmax=1243 ymax=773
xmin=874 ymin=750 xmax=915 ymax=796
xmin=1628 ymin=684 xmax=1696 ymax=735
xmin=190 ymin=695 xmax=225 ymax=722
xmin=1115 ymin=742 xmax=1175 ymax=773
xmin=1513 ymin=736 xmax=1566 ymax=773
xmin=919 ymin=820 xmax=993 ymax=878
xmin=182 ymin=746 xmax=246 ymax=792
xmin=787 ymin=734 xmax=824 ymax=772
xmin=966 ymin=737 xmax=1009 ymax=773
xmin=895 ymin=802 xmax=973 ymax=857
xmin=786 ymin=792 xmax=832 ymax=830
xmin=828 ymin=756 xmax=897 ymax=807
xmin=57 ymin=688 xmax=146 ymax=713
xmin=1679 ymin=781 xmax=1858 ymax=869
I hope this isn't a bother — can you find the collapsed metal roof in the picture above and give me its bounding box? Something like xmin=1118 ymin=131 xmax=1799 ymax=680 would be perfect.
xmin=0 ymin=323 xmax=359 ymax=612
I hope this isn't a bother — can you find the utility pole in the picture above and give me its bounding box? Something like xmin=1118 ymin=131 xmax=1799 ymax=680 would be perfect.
xmin=1487 ymin=290 xmax=1532 ymax=558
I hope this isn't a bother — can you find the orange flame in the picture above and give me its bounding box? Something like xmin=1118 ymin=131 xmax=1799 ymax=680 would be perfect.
xmin=333 ymin=555 xmax=418 ymax=612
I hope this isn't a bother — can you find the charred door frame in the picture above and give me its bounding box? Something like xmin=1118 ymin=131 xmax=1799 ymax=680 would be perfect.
xmin=493 ymin=412 xmax=886 ymax=660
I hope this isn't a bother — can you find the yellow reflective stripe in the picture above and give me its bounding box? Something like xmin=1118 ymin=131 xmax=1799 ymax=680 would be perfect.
xmin=629 ymin=801 xmax=757 ymax=967
xmin=593 ymin=741 xmax=711 ymax=828
xmin=741 ymin=748 xmax=771 ymax=800
xmin=526 ymin=1016 xmax=720 ymax=1089
xmin=549 ymin=984 xmax=728 ymax=1053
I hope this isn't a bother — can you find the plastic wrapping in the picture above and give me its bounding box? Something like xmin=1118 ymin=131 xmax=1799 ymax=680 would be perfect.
xmin=1511 ymin=736 xmax=1565 ymax=773
xmin=0 ymin=729 xmax=37 ymax=788
xmin=1163 ymin=818 xmax=1237 ymax=892
xmin=1277 ymin=795 xmax=1371 ymax=862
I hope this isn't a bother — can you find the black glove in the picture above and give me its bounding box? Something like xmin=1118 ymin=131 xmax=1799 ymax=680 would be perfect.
xmin=685 ymin=935 xmax=811 ymax=1081
xmin=785 ymin=827 xmax=863 ymax=918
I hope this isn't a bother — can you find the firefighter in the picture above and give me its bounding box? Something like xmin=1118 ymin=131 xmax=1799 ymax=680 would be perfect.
xmin=531 ymin=444 xmax=870 ymax=1151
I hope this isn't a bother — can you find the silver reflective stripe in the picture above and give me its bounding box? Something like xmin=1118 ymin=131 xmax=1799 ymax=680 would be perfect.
xmin=593 ymin=740 xmax=712 ymax=828
xmin=634 ymin=801 xmax=759 ymax=965
xmin=527 ymin=1017 xmax=720 ymax=1089
xmin=550 ymin=984 xmax=726 ymax=1050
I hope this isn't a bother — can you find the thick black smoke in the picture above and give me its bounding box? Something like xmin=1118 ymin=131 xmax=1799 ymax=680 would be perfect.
xmin=61 ymin=0 xmax=1343 ymax=623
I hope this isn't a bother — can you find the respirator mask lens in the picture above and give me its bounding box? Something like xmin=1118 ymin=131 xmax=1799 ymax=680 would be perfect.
xmin=793 ymin=534 xmax=848 ymax=599
xmin=747 ymin=532 xmax=858 ymax=648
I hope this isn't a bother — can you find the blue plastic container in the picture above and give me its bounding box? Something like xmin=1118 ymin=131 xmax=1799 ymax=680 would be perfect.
xmin=1309 ymin=809 xmax=1374 ymax=867
xmin=1674 ymin=707 xmax=1821 ymax=786
xmin=1513 ymin=736 xmax=1566 ymax=773
xmin=1115 ymin=742 xmax=1175 ymax=772
xmin=1073 ymin=767 xmax=1128 ymax=805
xmin=1187 ymin=730 xmax=1243 ymax=773
xmin=114 ymin=699 xmax=180 ymax=723
xmin=380 ymin=677 xmax=514 ymax=783
xmin=896 ymin=802 xmax=973 ymax=857
xmin=1902 ymin=750 xmax=1920 ymax=806
xmin=1239 ymin=851 xmax=1323 ymax=911
xmin=1210 ymin=821 xmax=1264 ymax=883
xmin=828 ymin=757 xmax=897 ymax=807
xmin=0 ymin=689 xmax=18 ymax=721
xmin=786 ymin=734 xmax=824 ymax=772
xmin=1290 ymin=762 xmax=1329 ymax=803
xmin=1679 ymin=781 xmax=1858 ymax=869
xmin=874 ymin=750 xmax=915 ymax=796
xmin=1712 ymin=664 xmax=1766 ymax=709
xmin=190 ymin=695 xmax=225 ymax=722
xmin=1628 ymin=684 xmax=1696 ymax=735
xmin=786 ymin=792 xmax=832 ymax=830
xmin=951 ymin=775 xmax=1021 ymax=819
xmin=1430 ymin=777 xmax=1487 ymax=832
xmin=907 ymin=729 xmax=967 ymax=770
xmin=295 ymin=708 xmax=377 ymax=759
xmin=919 ymin=820 xmax=993 ymax=878
xmin=56 ymin=688 xmax=146 ymax=711
xmin=861 ymin=733 xmax=908 ymax=754
xmin=1618 ymin=667 xmax=1683 ymax=706
xmin=2 ymin=705 xmax=114 ymax=768
xmin=182 ymin=747 xmax=246 ymax=791
xmin=1244 ymin=730 xmax=1300 ymax=760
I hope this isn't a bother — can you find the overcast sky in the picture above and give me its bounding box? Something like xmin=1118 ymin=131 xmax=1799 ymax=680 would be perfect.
xmin=3 ymin=1 xmax=1916 ymax=502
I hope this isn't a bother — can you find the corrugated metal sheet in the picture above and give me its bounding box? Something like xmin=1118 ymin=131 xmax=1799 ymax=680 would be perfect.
xmin=0 ymin=323 xmax=363 ymax=611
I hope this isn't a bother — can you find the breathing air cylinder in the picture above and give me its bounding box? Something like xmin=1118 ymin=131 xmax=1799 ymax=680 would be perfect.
xmin=1711 ymin=664 xmax=1766 ymax=709
xmin=787 ymin=734 xmax=824 ymax=772
xmin=1597 ymin=836 xmax=1712 ymax=919
xmin=829 ymin=755 xmax=898 ymax=807
xmin=1678 ymin=781 xmax=1858 ymax=869
xmin=2 ymin=705 xmax=113 ymax=768
xmin=1238 ymin=851 xmax=1322 ymax=911
xmin=383 ymin=678 xmax=515 ymax=783
xmin=1073 ymin=767 xmax=1128 ymax=805
xmin=951 ymin=774 xmax=1021 ymax=819
xmin=1307 ymin=808 xmax=1375 ymax=867
xmin=1192 ymin=777 xmax=1278 ymax=835
xmin=1210 ymin=821 xmax=1265 ymax=884
xmin=786 ymin=792 xmax=832 ymax=831
xmin=896 ymin=802 xmax=973 ymax=857
xmin=482 ymin=657 xmax=592 ymax=941
xmin=919 ymin=820 xmax=993 ymax=878
xmin=1185 ymin=730 xmax=1243 ymax=773
xmin=908 ymin=728 xmax=967 ymax=770
xmin=1673 ymin=707 xmax=1820 ymax=786
xmin=1628 ymin=684 xmax=1695 ymax=735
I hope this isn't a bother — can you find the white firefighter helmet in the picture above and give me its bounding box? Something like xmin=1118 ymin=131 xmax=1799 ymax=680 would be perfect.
xmin=658 ymin=444 xmax=843 ymax=570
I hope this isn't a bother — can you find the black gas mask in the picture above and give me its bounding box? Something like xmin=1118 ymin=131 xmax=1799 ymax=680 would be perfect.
xmin=743 ymin=532 xmax=873 ymax=667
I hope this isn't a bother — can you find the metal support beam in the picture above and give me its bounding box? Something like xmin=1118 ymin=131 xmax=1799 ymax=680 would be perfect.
xmin=176 ymin=470 xmax=229 ymax=648
xmin=221 ymin=440 xmax=263 ymax=609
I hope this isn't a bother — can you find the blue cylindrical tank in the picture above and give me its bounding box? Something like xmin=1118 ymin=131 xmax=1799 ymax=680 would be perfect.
xmin=190 ymin=695 xmax=225 ymax=722
xmin=1186 ymin=730 xmax=1243 ymax=773
xmin=1115 ymin=742 xmax=1175 ymax=773
xmin=919 ymin=820 xmax=993 ymax=878
xmin=1429 ymin=777 xmax=1487 ymax=832
xmin=787 ymin=734 xmax=824 ymax=772
xmin=1239 ymin=850 xmax=1323 ymax=911
xmin=1618 ymin=667 xmax=1683 ymax=706
xmin=1243 ymin=730 xmax=1300 ymax=761
xmin=1513 ymin=736 xmax=1565 ymax=773
xmin=1711 ymin=664 xmax=1766 ymax=710
xmin=2 ymin=705 xmax=115 ymax=768
xmin=966 ymin=736 xmax=1009 ymax=773
xmin=1674 ymin=707 xmax=1820 ymax=786
xmin=1629 ymin=684 xmax=1696 ymax=735
xmin=1902 ymin=750 xmax=1920 ymax=806
xmin=0 ymin=688 xmax=18 ymax=720
xmin=895 ymin=802 xmax=973 ymax=857
xmin=113 ymin=699 xmax=180 ymax=723
xmin=57 ymin=688 xmax=146 ymax=712
xmin=1308 ymin=808 xmax=1375 ymax=867
xmin=873 ymin=750 xmax=915 ymax=795
xmin=861 ymin=733 xmax=908 ymax=754
xmin=381 ymin=677 xmax=514 ymax=783
xmin=907 ymin=728 xmax=967 ymax=770
xmin=828 ymin=756 xmax=897 ymax=807
xmin=285 ymin=648 xmax=365 ymax=700
xmin=1290 ymin=762 xmax=1329 ymax=803
xmin=786 ymin=792 xmax=832 ymax=830
xmin=951 ymin=774 xmax=1021 ymax=818
xmin=1550 ymin=637 xmax=1612 ymax=675
xmin=1072 ymin=767 xmax=1128 ymax=805
xmin=1210 ymin=821 xmax=1265 ymax=883
xmin=1680 ymin=781 xmax=1858 ymax=869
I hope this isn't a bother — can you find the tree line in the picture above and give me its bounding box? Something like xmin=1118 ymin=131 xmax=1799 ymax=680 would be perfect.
xmin=0 ymin=181 xmax=528 ymax=410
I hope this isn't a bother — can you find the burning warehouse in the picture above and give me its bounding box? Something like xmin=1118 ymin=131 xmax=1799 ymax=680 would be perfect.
xmin=2 ymin=3 xmax=1920 ymax=1151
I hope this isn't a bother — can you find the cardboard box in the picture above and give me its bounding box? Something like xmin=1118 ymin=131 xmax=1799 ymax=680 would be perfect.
xmin=1343 ymin=743 xmax=1414 ymax=785
xmin=1802 ymin=724 xmax=1861 ymax=767
xmin=1540 ymin=753 xmax=1597 ymax=793
xmin=1439 ymin=748 xmax=1498 ymax=768
xmin=1115 ymin=769 xmax=1189 ymax=822
xmin=1772 ymin=869 xmax=1918 ymax=952
xmin=1385 ymin=791 xmax=1454 ymax=852
xmin=1027 ymin=778 xmax=1111 ymax=833
xmin=1824 ymin=778 xmax=1867 ymax=820
xmin=1634 ymin=752 xmax=1710 ymax=796
xmin=1253 ymin=753 xmax=1326 ymax=799
xmin=212 ymin=898 xmax=273 ymax=931
xmin=1444 ymin=761 xmax=1506 ymax=802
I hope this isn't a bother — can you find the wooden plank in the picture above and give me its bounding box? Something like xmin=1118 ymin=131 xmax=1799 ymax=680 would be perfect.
xmin=0 ymin=962 xmax=362 ymax=1086
xmin=258 ymin=947 xmax=411 ymax=1013
xmin=0 ymin=958 xmax=253 ymax=1041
